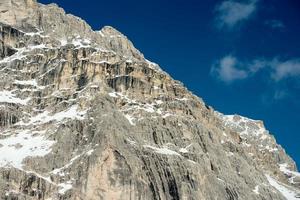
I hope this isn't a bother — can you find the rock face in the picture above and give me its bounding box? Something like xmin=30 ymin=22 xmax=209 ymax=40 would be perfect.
xmin=0 ymin=1 xmax=299 ymax=200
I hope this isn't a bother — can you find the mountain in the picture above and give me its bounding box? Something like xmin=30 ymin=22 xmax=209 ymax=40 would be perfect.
xmin=0 ymin=0 xmax=299 ymax=199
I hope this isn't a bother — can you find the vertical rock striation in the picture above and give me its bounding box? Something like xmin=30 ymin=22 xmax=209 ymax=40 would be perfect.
xmin=0 ymin=1 xmax=299 ymax=199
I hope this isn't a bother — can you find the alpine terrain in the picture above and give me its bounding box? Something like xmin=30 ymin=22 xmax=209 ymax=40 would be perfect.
xmin=0 ymin=0 xmax=299 ymax=199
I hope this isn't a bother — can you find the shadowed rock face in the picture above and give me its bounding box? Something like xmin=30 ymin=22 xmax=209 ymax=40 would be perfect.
xmin=0 ymin=1 xmax=299 ymax=200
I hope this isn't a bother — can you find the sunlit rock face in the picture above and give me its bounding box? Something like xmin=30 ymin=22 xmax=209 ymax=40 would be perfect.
xmin=0 ymin=1 xmax=299 ymax=199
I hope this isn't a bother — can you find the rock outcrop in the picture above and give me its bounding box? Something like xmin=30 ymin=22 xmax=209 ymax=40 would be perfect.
xmin=0 ymin=1 xmax=299 ymax=199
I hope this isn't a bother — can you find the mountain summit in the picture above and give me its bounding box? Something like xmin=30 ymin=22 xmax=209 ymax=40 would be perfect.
xmin=0 ymin=0 xmax=299 ymax=199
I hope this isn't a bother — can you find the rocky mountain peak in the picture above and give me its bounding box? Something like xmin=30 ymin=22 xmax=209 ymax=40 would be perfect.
xmin=100 ymin=26 xmax=124 ymax=37
xmin=98 ymin=25 xmax=145 ymax=60
xmin=0 ymin=0 xmax=145 ymax=61
xmin=0 ymin=0 xmax=36 ymax=27
xmin=0 ymin=0 xmax=37 ymax=8
xmin=0 ymin=1 xmax=299 ymax=200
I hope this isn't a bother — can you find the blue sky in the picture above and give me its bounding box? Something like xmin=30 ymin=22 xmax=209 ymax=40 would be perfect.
xmin=39 ymin=0 xmax=300 ymax=165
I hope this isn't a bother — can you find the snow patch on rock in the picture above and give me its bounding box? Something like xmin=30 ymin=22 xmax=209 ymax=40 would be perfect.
xmin=0 ymin=90 xmax=30 ymax=105
xmin=266 ymin=174 xmax=300 ymax=200
xmin=19 ymin=104 xmax=87 ymax=125
xmin=143 ymin=145 xmax=181 ymax=156
xmin=0 ymin=130 xmax=55 ymax=169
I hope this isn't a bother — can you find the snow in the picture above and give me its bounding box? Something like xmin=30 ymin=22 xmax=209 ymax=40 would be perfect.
xmin=261 ymin=134 xmax=268 ymax=140
xmin=89 ymin=84 xmax=99 ymax=89
xmin=253 ymin=185 xmax=260 ymax=195
xmin=25 ymin=32 xmax=40 ymax=36
xmin=58 ymin=181 xmax=72 ymax=194
xmin=0 ymin=48 xmax=26 ymax=64
xmin=83 ymin=39 xmax=91 ymax=44
xmin=217 ymin=177 xmax=225 ymax=183
xmin=280 ymin=163 xmax=300 ymax=177
xmin=0 ymin=90 xmax=30 ymax=105
xmin=266 ymin=174 xmax=299 ymax=200
xmin=217 ymin=113 xmax=265 ymax=137
xmin=143 ymin=145 xmax=181 ymax=156
xmin=52 ymin=154 xmax=81 ymax=175
xmin=155 ymin=100 xmax=163 ymax=105
xmin=0 ymin=43 xmax=47 ymax=65
xmin=14 ymin=79 xmax=45 ymax=90
xmin=265 ymin=145 xmax=278 ymax=152
xmin=0 ymin=41 xmax=48 ymax=66
xmin=91 ymin=60 xmax=111 ymax=65
xmin=124 ymin=114 xmax=135 ymax=125
xmin=24 ymin=31 xmax=46 ymax=37
xmin=60 ymin=39 xmax=68 ymax=46
xmin=142 ymin=105 xmax=155 ymax=113
xmin=108 ymin=91 xmax=175 ymax=121
xmin=179 ymin=148 xmax=189 ymax=153
xmin=86 ymin=149 xmax=94 ymax=156
xmin=153 ymin=86 xmax=160 ymax=90
xmin=108 ymin=92 xmax=118 ymax=98
xmin=0 ymin=130 xmax=55 ymax=168
xmin=28 ymin=44 xmax=46 ymax=50
xmin=71 ymin=37 xmax=91 ymax=48
xmin=124 ymin=103 xmax=155 ymax=113
xmin=72 ymin=39 xmax=82 ymax=47
xmin=19 ymin=104 xmax=86 ymax=125
xmin=126 ymin=138 xmax=137 ymax=145
xmin=108 ymin=34 xmax=122 ymax=38
xmin=175 ymin=97 xmax=189 ymax=101
xmin=22 ymin=168 xmax=53 ymax=184
xmin=52 ymin=149 xmax=95 ymax=175
xmin=217 ymin=112 xmax=280 ymax=153
xmin=279 ymin=163 xmax=300 ymax=184
xmin=162 ymin=113 xmax=173 ymax=118
xmin=226 ymin=152 xmax=234 ymax=156
xmin=19 ymin=167 xmax=73 ymax=195
xmin=14 ymin=79 xmax=37 ymax=86
xmin=179 ymin=144 xmax=192 ymax=153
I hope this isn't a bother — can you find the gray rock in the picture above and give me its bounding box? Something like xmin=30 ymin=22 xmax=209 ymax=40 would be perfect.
xmin=0 ymin=0 xmax=299 ymax=199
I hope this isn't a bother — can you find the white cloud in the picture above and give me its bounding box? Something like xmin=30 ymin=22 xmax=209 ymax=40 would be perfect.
xmin=271 ymin=59 xmax=300 ymax=81
xmin=211 ymin=55 xmax=248 ymax=82
xmin=215 ymin=0 xmax=258 ymax=29
xmin=211 ymin=56 xmax=300 ymax=101
xmin=211 ymin=56 xmax=300 ymax=83
xmin=274 ymin=90 xmax=288 ymax=100
xmin=249 ymin=59 xmax=268 ymax=73
xmin=265 ymin=20 xmax=285 ymax=29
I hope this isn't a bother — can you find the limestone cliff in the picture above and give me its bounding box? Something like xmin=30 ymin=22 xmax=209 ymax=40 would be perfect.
xmin=0 ymin=0 xmax=299 ymax=199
